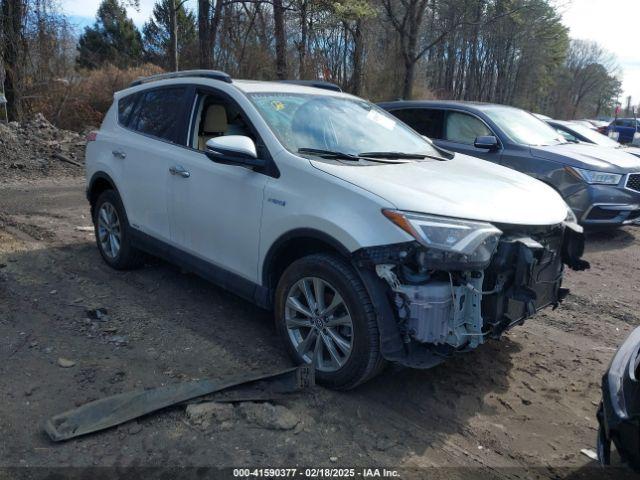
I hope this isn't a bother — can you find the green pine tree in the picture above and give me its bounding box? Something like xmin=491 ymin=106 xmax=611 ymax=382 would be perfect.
xmin=142 ymin=0 xmax=198 ymax=70
xmin=77 ymin=0 xmax=144 ymax=69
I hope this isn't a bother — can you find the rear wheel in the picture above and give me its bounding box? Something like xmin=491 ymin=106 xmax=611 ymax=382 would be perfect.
xmin=93 ymin=190 xmax=144 ymax=270
xmin=275 ymin=253 xmax=384 ymax=390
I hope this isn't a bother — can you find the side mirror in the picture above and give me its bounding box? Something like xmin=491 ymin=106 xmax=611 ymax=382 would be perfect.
xmin=474 ymin=135 xmax=499 ymax=151
xmin=205 ymin=136 xmax=265 ymax=168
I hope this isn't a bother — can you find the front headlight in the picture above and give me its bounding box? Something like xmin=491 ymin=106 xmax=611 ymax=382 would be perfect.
xmin=563 ymin=205 xmax=583 ymax=233
xmin=382 ymin=210 xmax=502 ymax=267
xmin=568 ymin=166 xmax=622 ymax=185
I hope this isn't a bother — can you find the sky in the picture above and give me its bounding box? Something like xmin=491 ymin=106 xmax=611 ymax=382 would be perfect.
xmin=64 ymin=0 xmax=168 ymax=27
xmin=560 ymin=0 xmax=640 ymax=105
xmin=62 ymin=0 xmax=640 ymax=104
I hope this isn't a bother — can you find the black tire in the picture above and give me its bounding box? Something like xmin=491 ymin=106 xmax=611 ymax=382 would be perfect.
xmin=274 ymin=253 xmax=385 ymax=390
xmin=93 ymin=189 xmax=144 ymax=270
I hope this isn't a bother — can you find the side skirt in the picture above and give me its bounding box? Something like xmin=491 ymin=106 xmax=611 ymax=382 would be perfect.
xmin=129 ymin=229 xmax=272 ymax=310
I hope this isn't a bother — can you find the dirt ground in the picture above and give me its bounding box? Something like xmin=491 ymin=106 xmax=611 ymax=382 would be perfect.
xmin=1 ymin=174 xmax=639 ymax=479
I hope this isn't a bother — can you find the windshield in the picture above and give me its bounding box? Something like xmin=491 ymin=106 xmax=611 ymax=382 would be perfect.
xmin=484 ymin=107 xmax=566 ymax=146
xmin=567 ymin=123 xmax=620 ymax=147
xmin=248 ymin=92 xmax=440 ymax=158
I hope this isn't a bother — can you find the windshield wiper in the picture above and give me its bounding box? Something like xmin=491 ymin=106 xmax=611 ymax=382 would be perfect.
xmin=298 ymin=148 xmax=361 ymax=161
xmin=359 ymin=151 xmax=426 ymax=159
xmin=360 ymin=151 xmax=448 ymax=161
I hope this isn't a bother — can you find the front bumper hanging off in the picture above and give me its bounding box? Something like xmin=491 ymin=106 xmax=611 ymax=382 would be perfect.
xmin=353 ymin=223 xmax=589 ymax=369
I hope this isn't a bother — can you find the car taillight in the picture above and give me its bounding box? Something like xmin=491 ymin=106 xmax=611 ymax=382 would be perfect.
xmin=86 ymin=132 xmax=98 ymax=142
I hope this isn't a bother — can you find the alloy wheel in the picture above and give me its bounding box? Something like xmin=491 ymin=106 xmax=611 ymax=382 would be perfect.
xmin=284 ymin=277 xmax=354 ymax=372
xmin=97 ymin=202 xmax=122 ymax=259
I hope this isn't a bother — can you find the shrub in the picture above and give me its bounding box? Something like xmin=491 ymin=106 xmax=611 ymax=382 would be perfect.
xmin=27 ymin=64 xmax=164 ymax=131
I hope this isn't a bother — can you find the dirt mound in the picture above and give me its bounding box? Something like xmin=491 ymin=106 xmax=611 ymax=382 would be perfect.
xmin=0 ymin=114 xmax=87 ymax=183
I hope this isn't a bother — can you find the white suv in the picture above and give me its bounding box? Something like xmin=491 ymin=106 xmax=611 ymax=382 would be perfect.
xmin=85 ymin=70 xmax=588 ymax=389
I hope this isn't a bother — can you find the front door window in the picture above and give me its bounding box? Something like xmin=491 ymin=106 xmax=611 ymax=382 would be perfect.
xmin=445 ymin=111 xmax=492 ymax=145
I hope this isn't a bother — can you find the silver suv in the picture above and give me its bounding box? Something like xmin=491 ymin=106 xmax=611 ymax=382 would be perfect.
xmin=85 ymin=71 xmax=588 ymax=389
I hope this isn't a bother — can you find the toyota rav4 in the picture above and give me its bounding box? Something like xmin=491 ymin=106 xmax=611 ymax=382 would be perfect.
xmin=85 ymin=70 xmax=588 ymax=389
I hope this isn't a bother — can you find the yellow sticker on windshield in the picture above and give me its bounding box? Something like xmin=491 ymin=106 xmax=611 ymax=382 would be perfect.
xmin=271 ymin=101 xmax=285 ymax=111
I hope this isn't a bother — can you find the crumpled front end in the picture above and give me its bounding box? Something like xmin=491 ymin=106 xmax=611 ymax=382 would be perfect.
xmin=353 ymin=218 xmax=589 ymax=368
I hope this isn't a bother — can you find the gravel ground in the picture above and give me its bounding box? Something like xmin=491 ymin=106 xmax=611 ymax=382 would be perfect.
xmin=1 ymin=173 xmax=639 ymax=479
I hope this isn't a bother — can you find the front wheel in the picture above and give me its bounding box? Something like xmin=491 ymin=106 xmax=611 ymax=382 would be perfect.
xmin=274 ymin=253 xmax=385 ymax=390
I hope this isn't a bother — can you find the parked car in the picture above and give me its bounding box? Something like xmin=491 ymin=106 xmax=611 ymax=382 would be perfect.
xmin=86 ymin=71 xmax=588 ymax=389
xmin=532 ymin=112 xmax=551 ymax=121
xmin=607 ymin=118 xmax=640 ymax=144
xmin=547 ymin=119 xmax=640 ymax=158
xmin=598 ymin=326 xmax=640 ymax=469
xmin=583 ymin=119 xmax=610 ymax=130
xmin=570 ymin=119 xmax=599 ymax=130
xmin=379 ymin=101 xmax=640 ymax=227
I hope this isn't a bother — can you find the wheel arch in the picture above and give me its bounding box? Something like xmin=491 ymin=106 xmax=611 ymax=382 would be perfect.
xmin=262 ymin=229 xmax=352 ymax=298
xmin=87 ymin=172 xmax=120 ymax=218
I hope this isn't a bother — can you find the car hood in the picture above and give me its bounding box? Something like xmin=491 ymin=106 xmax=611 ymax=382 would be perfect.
xmin=311 ymin=154 xmax=568 ymax=226
xmin=531 ymin=143 xmax=640 ymax=172
xmin=620 ymin=146 xmax=640 ymax=159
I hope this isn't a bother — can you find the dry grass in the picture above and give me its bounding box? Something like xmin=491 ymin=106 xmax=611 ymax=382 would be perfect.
xmin=27 ymin=64 xmax=164 ymax=131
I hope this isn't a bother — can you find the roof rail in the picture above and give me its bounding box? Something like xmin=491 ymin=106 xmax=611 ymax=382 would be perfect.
xmin=129 ymin=70 xmax=232 ymax=88
xmin=279 ymin=80 xmax=342 ymax=93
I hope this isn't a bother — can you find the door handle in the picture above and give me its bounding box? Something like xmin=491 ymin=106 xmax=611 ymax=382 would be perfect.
xmin=112 ymin=150 xmax=127 ymax=159
xmin=169 ymin=165 xmax=190 ymax=178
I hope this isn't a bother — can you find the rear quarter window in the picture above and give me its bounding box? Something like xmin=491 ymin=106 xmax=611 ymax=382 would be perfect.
xmin=557 ymin=128 xmax=577 ymax=142
xmin=117 ymin=93 xmax=140 ymax=128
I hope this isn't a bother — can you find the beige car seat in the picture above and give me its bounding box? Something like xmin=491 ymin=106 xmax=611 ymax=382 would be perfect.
xmin=199 ymin=105 xmax=228 ymax=150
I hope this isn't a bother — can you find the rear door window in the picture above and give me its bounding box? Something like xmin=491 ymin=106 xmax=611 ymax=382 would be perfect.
xmin=444 ymin=111 xmax=492 ymax=144
xmin=391 ymin=108 xmax=445 ymax=139
xmin=131 ymin=87 xmax=188 ymax=143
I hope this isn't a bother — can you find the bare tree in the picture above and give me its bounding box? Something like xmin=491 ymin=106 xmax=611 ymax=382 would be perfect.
xmin=294 ymin=0 xmax=308 ymax=78
xmin=198 ymin=0 xmax=225 ymax=69
xmin=273 ymin=0 xmax=287 ymax=78
xmin=381 ymin=0 xmax=432 ymax=99
xmin=0 ymin=0 xmax=626 ymax=127
xmin=565 ymin=40 xmax=619 ymax=118
xmin=169 ymin=0 xmax=178 ymax=70
xmin=198 ymin=0 xmax=211 ymax=67
xmin=1 ymin=0 xmax=27 ymax=120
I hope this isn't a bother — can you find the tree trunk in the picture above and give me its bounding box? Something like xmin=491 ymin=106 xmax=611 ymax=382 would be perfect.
xmin=210 ymin=0 xmax=224 ymax=66
xmin=402 ymin=59 xmax=416 ymax=100
xmin=273 ymin=0 xmax=287 ymax=79
xmin=1 ymin=0 xmax=26 ymax=121
xmin=198 ymin=0 xmax=211 ymax=68
xmin=169 ymin=0 xmax=179 ymax=71
xmin=395 ymin=0 xmax=427 ymax=100
xmin=401 ymin=12 xmax=420 ymax=100
xmin=297 ymin=0 xmax=307 ymax=79
xmin=350 ymin=19 xmax=363 ymax=96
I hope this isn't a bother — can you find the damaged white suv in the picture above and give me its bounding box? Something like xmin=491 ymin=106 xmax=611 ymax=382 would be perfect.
xmin=85 ymin=71 xmax=588 ymax=389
